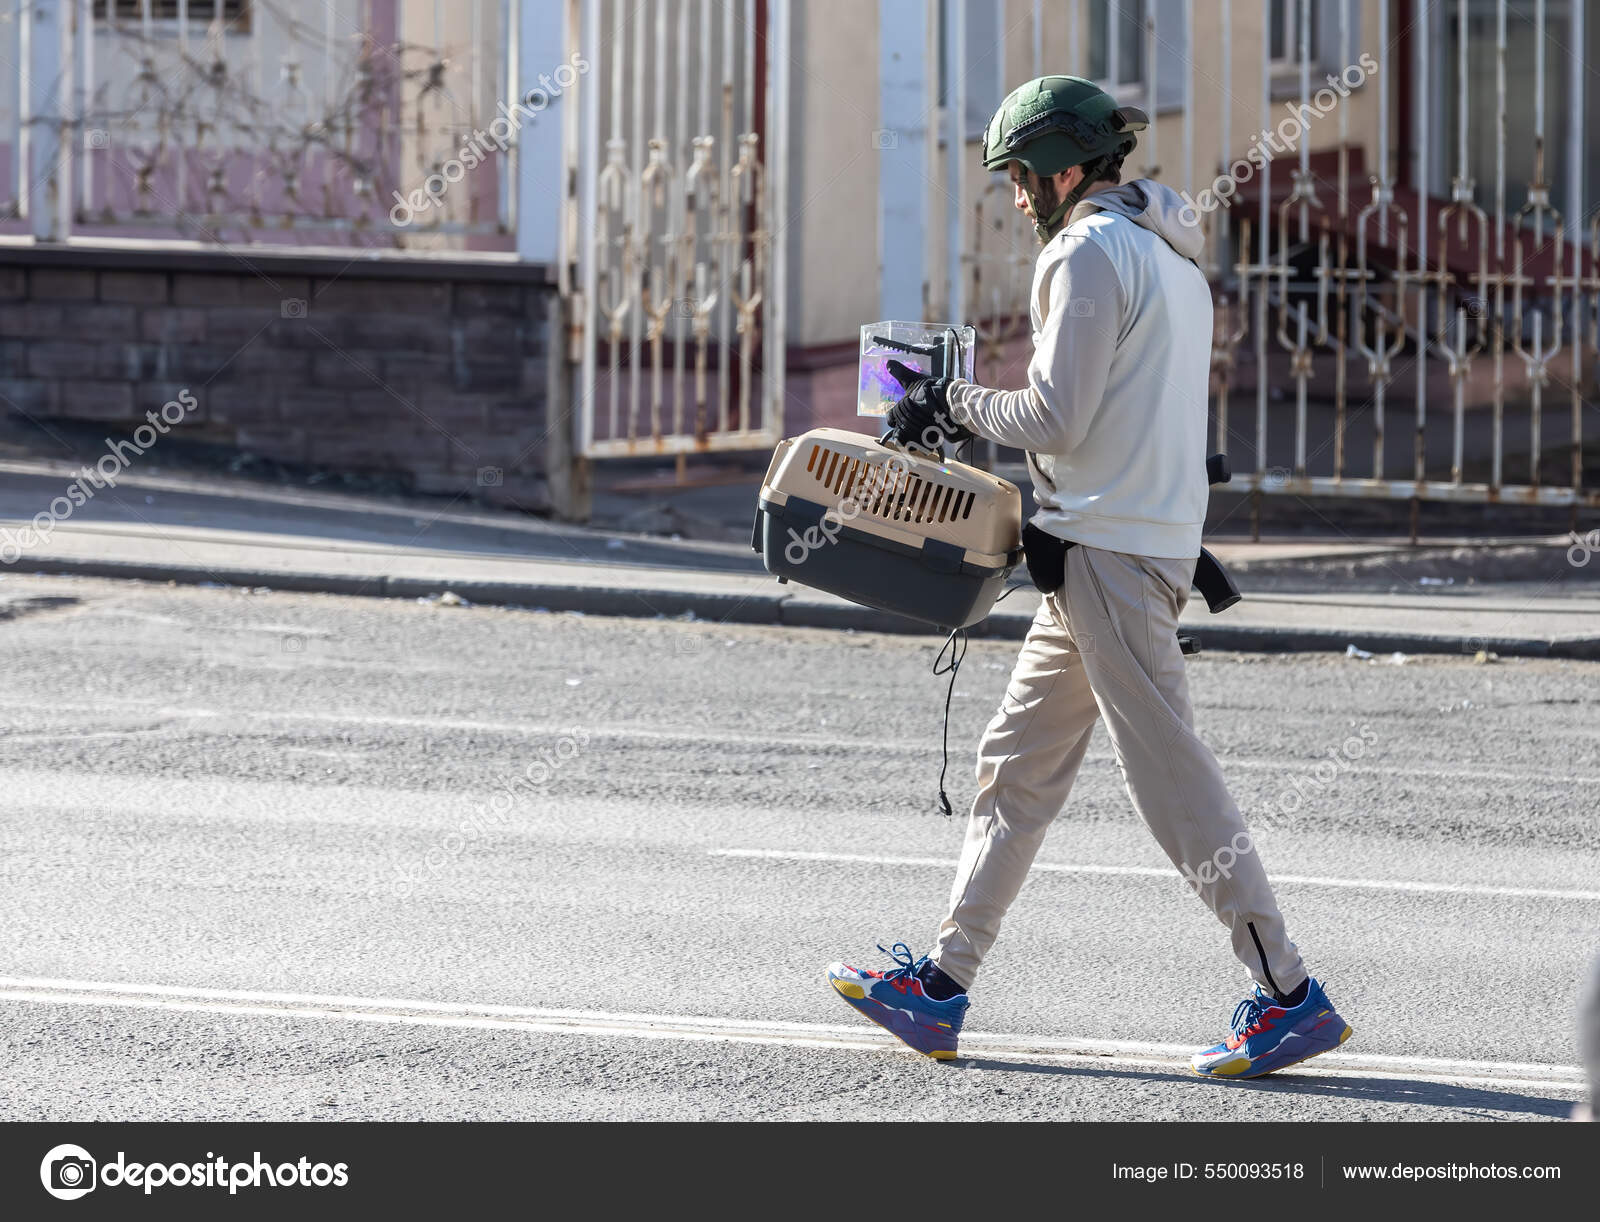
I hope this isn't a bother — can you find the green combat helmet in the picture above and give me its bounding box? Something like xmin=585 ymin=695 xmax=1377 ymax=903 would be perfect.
xmin=982 ymin=75 xmax=1148 ymax=242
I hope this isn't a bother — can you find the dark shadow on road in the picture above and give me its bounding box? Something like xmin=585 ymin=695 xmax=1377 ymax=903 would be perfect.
xmin=955 ymin=1056 xmax=1573 ymax=1118
xmin=0 ymin=595 xmax=82 ymax=622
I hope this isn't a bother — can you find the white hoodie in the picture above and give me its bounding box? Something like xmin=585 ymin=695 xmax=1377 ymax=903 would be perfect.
xmin=945 ymin=178 xmax=1213 ymax=559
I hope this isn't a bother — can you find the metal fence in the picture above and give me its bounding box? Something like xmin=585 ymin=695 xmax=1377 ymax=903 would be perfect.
xmin=1 ymin=0 xmax=790 ymax=463
xmin=947 ymin=0 xmax=1596 ymax=520
xmin=7 ymin=1 xmax=1596 ymax=496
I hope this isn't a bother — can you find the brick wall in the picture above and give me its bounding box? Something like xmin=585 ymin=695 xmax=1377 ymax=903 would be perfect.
xmin=0 ymin=247 xmax=570 ymax=513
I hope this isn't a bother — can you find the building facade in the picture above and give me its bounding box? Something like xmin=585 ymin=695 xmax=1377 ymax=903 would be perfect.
xmin=0 ymin=1 xmax=1594 ymax=522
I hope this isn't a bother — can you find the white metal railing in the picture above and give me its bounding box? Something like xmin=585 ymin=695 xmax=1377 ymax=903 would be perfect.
xmin=568 ymin=0 xmax=788 ymax=458
xmin=943 ymin=0 xmax=1595 ymax=518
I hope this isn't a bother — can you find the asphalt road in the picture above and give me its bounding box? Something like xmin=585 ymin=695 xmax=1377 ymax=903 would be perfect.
xmin=0 ymin=573 xmax=1595 ymax=1121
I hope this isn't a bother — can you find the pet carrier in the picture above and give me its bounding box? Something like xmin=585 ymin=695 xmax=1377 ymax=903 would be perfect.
xmin=752 ymin=427 xmax=1024 ymax=630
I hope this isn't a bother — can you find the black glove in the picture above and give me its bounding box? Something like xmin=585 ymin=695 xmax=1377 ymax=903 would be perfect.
xmin=885 ymin=359 xmax=973 ymax=450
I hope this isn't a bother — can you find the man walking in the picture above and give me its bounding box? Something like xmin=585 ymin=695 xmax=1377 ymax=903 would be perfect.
xmin=826 ymin=76 xmax=1352 ymax=1079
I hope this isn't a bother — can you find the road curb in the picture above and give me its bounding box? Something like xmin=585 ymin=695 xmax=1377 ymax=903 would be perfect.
xmin=379 ymin=576 xmax=788 ymax=625
xmin=9 ymin=554 xmax=1599 ymax=660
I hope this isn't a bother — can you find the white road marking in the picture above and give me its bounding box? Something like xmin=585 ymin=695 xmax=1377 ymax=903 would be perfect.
xmin=0 ymin=976 xmax=1581 ymax=1093
xmin=710 ymin=848 xmax=1600 ymax=903
xmin=0 ymin=704 xmax=896 ymax=754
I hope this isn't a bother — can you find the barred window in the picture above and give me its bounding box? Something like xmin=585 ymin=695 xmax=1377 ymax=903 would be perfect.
xmin=1087 ymin=1 xmax=1146 ymax=92
xmin=1269 ymin=0 xmax=1320 ymax=68
xmin=101 ymin=1 xmax=250 ymax=27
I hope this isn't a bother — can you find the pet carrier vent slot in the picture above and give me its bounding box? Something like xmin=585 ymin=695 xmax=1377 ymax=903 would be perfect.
xmin=795 ymin=444 xmax=972 ymax=532
xmin=838 ymin=457 xmax=861 ymax=500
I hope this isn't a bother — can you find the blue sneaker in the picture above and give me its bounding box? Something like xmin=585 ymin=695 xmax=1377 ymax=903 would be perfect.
xmin=826 ymin=942 xmax=969 ymax=1060
xmin=1191 ymin=978 xmax=1352 ymax=1079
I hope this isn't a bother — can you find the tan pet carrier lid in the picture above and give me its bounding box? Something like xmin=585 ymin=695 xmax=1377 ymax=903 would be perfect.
xmin=759 ymin=428 xmax=1022 ymax=566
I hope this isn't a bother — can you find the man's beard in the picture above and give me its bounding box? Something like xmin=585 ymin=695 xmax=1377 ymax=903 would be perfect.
xmin=1031 ymin=174 xmax=1063 ymax=218
xmin=1028 ymin=173 xmax=1065 ymax=244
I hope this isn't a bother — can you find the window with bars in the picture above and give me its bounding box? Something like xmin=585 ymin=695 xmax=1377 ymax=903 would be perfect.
xmin=1441 ymin=0 xmax=1598 ymax=229
xmin=936 ymin=0 xmax=1004 ymax=140
xmin=1087 ymin=1 xmax=1145 ymax=93
xmin=100 ymin=1 xmax=250 ymax=26
xmin=1269 ymin=0 xmax=1321 ymax=69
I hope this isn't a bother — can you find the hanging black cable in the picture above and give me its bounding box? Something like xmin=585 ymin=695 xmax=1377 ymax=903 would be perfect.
xmin=931 ymin=627 xmax=968 ymax=817
xmin=929 ymin=582 xmax=1028 ymax=817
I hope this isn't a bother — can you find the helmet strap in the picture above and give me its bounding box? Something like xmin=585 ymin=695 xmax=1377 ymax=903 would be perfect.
xmin=1029 ymin=154 xmax=1114 ymax=243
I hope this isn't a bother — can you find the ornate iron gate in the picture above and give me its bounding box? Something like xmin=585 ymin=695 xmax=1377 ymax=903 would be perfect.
xmin=567 ymin=0 xmax=789 ymax=459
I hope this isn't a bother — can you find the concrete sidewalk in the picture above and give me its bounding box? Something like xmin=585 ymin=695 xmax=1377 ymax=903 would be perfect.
xmin=2 ymin=457 xmax=1597 ymax=658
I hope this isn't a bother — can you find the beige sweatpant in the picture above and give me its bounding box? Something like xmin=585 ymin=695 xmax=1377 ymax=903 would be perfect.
xmin=931 ymin=543 xmax=1308 ymax=997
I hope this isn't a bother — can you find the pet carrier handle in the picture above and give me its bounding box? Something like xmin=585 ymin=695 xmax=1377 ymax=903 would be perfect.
xmin=878 ymin=425 xmax=946 ymax=461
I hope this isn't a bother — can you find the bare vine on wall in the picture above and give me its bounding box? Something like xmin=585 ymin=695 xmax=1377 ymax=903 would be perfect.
xmin=72 ymin=3 xmax=490 ymax=246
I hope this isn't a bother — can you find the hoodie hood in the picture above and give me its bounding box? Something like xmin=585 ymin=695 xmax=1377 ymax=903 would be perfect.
xmin=1067 ymin=178 xmax=1204 ymax=262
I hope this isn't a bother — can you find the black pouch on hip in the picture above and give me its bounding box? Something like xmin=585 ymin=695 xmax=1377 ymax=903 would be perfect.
xmin=1021 ymin=521 xmax=1074 ymax=593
